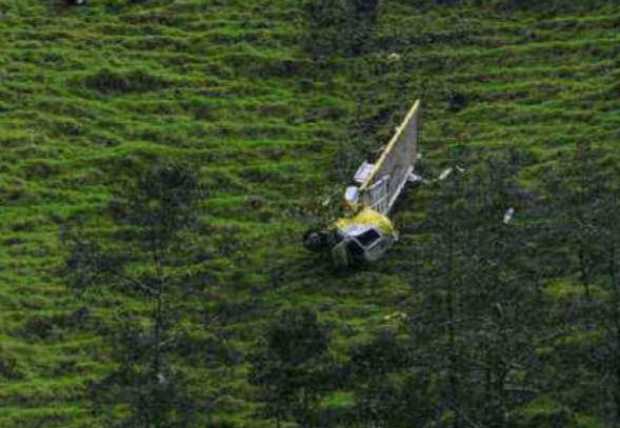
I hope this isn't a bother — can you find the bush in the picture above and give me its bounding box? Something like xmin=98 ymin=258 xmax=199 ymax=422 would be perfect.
xmin=0 ymin=350 xmax=22 ymax=380
xmin=16 ymin=309 xmax=92 ymax=341
xmin=249 ymin=307 xmax=333 ymax=427
xmin=83 ymin=68 xmax=170 ymax=94
xmin=303 ymin=0 xmax=380 ymax=58
xmin=348 ymin=329 xmax=410 ymax=380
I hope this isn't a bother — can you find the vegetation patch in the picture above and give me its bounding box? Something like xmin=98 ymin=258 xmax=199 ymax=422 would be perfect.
xmin=1 ymin=0 xmax=620 ymax=427
xmin=82 ymin=68 xmax=171 ymax=95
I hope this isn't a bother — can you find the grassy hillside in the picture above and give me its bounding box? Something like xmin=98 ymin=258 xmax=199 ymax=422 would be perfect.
xmin=0 ymin=0 xmax=619 ymax=427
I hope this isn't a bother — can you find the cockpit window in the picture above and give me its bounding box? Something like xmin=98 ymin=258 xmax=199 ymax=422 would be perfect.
xmin=347 ymin=239 xmax=365 ymax=257
xmin=357 ymin=229 xmax=380 ymax=247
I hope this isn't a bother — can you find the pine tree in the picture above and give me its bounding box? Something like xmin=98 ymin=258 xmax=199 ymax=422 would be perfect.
xmin=406 ymin=150 xmax=542 ymax=427
xmin=248 ymin=307 xmax=332 ymax=428
xmin=63 ymin=162 xmax=205 ymax=427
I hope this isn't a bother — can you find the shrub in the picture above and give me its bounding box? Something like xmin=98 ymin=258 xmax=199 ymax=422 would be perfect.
xmin=303 ymin=0 xmax=380 ymax=58
xmin=0 ymin=350 xmax=22 ymax=380
xmin=18 ymin=316 xmax=56 ymax=340
xmin=83 ymin=68 xmax=170 ymax=95
xmin=249 ymin=308 xmax=333 ymax=427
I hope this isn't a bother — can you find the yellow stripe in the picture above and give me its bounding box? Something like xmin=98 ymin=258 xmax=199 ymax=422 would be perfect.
xmin=334 ymin=207 xmax=395 ymax=235
xmin=359 ymin=99 xmax=420 ymax=192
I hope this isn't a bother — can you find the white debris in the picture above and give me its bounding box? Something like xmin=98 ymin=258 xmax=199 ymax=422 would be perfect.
xmin=494 ymin=303 xmax=504 ymax=318
xmin=384 ymin=311 xmax=407 ymax=321
xmin=438 ymin=167 xmax=453 ymax=181
xmin=408 ymin=172 xmax=423 ymax=184
xmin=503 ymin=207 xmax=515 ymax=224
xmin=344 ymin=186 xmax=359 ymax=206
xmin=353 ymin=161 xmax=375 ymax=184
xmin=387 ymin=52 xmax=402 ymax=62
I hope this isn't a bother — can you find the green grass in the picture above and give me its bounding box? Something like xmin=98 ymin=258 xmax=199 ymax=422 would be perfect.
xmin=1 ymin=0 xmax=619 ymax=426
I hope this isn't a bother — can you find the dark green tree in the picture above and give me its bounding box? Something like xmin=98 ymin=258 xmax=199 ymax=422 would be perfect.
xmin=403 ymin=150 xmax=543 ymax=427
xmin=536 ymin=144 xmax=615 ymax=421
xmin=416 ymin=158 xmax=474 ymax=427
xmin=561 ymin=153 xmax=620 ymax=425
xmin=597 ymin=185 xmax=620 ymax=425
xmin=542 ymin=142 xmax=609 ymax=298
xmin=347 ymin=329 xmax=436 ymax=427
xmin=63 ymin=162 xmax=206 ymax=427
xmin=248 ymin=307 xmax=331 ymax=428
xmin=302 ymin=0 xmax=380 ymax=59
xmin=458 ymin=153 xmax=543 ymax=427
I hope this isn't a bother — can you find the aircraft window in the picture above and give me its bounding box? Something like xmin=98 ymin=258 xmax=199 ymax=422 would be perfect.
xmin=347 ymin=240 xmax=365 ymax=257
xmin=357 ymin=229 xmax=380 ymax=247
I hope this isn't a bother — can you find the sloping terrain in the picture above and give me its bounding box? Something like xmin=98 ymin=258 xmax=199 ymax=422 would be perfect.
xmin=0 ymin=0 xmax=619 ymax=427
